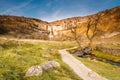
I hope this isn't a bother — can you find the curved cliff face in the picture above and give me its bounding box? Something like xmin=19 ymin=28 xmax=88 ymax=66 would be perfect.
xmin=48 ymin=6 xmax=120 ymax=40
xmin=0 ymin=6 xmax=120 ymax=40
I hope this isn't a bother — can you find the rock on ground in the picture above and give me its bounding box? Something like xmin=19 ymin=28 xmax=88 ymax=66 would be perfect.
xmin=73 ymin=50 xmax=84 ymax=57
xmin=41 ymin=61 xmax=60 ymax=70
xmin=25 ymin=61 xmax=60 ymax=77
xmin=25 ymin=65 xmax=42 ymax=77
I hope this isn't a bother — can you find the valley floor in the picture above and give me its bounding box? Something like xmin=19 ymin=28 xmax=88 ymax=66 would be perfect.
xmin=0 ymin=38 xmax=120 ymax=80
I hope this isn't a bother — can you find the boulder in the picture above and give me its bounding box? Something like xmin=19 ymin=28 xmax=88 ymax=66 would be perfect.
xmin=41 ymin=61 xmax=60 ymax=70
xmin=83 ymin=47 xmax=91 ymax=54
xmin=25 ymin=65 xmax=42 ymax=77
xmin=25 ymin=61 xmax=60 ymax=77
xmin=73 ymin=50 xmax=84 ymax=57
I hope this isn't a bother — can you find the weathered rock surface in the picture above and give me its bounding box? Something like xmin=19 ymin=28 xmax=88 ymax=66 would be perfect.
xmin=73 ymin=47 xmax=91 ymax=57
xmin=25 ymin=65 xmax=42 ymax=77
xmin=83 ymin=47 xmax=91 ymax=54
xmin=73 ymin=50 xmax=84 ymax=57
xmin=25 ymin=61 xmax=60 ymax=77
xmin=41 ymin=61 xmax=60 ymax=70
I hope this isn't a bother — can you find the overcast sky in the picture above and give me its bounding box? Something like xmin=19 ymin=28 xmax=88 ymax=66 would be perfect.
xmin=0 ymin=0 xmax=120 ymax=22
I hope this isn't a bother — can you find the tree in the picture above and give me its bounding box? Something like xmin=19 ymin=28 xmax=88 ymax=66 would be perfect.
xmin=64 ymin=18 xmax=82 ymax=49
xmin=86 ymin=14 xmax=101 ymax=49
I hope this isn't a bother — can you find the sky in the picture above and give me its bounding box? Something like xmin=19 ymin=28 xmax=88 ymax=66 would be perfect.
xmin=0 ymin=0 xmax=120 ymax=22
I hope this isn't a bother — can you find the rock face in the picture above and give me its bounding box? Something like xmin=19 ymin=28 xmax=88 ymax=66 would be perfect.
xmin=41 ymin=61 xmax=60 ymax=70
xmin=25 ymin=66 xmax=42 ymax=77
xmin=25 ymin=61 xmax=60 ymax=77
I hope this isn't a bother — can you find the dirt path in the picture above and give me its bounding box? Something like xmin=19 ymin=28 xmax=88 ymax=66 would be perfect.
xmin=58 ymin=49 xmax=108 ymax=80
xmin=0 ymin=37 xmax=64 ymax=43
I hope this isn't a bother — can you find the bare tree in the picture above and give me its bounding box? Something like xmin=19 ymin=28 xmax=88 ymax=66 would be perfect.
xmin=64 ymin=18 xmax=82 ymax=49
xmin=86 ymin=14 xmax=101 ymax=49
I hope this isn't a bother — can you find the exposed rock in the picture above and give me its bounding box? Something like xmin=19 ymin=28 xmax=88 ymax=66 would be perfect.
xmin=41 ymin=61 xmax=60 ymax=70
xmin=83 ymin=47 xmax=91 ymax=54
xmin=73 ymin=50 xmax=84 ymax=57
xmin=25 ymin=61 xmax=60 ymax=77
xmin=25 ymin=65 xmax=42 ymax=77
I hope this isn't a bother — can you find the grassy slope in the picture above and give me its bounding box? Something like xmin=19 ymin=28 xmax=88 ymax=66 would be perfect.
xmin=97 ymin=44 xmax=120 ymax=49
xmin=0 ymin=40 xmax=81 ymax=80
xmin=92 ymin=50 xmax=120 ymax=63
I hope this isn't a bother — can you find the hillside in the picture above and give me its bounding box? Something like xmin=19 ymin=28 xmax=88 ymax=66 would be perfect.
xmin=50 ymin=6 xmax=120 ymax=31
xmin=0 ymin=6 xmax=120 ymax=41
xmin=0 ymin=15 xmax=49 ymax=39
xmin=49 ymin=6 xmax=120 ymax=41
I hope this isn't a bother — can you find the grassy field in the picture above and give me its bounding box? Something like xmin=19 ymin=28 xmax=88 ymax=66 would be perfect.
xmin=77 ymin=57 xmax=120 ymax=80
xmin=0 ymin=39 xmax=81 ymax=80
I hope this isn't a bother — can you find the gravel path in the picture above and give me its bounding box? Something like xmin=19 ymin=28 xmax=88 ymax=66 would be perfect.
xmin=58 ymin=49 xmax=108 ymax=80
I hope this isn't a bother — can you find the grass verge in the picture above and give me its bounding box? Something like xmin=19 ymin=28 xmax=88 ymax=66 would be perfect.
xmin=92 ymin=50 xmax=120 ymax=63
xmin=77 ymin=57 xmax=120 ymax=80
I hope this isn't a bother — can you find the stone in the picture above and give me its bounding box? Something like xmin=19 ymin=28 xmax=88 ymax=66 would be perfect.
xmin=25 ymin=65 xmax=42 ymax=77
xmin=73 ymin=50 xmax=84 ymax=57
xmin=41 ymin=61 xmax=60 ymax=70
xmin=83 ymin=47 xmax=91 ymax=54
xmin=25 ymin=61 xmax=60 ymax=77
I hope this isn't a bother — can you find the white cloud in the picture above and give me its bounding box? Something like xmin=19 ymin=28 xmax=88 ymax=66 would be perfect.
xmin=38 ymin=3 xmax=97 ymax=22
xmin=51 ymin=10 xmax=61 ymax=18
xmin=42 ymin=10 xmax=63 ymax=22
xmin=39 ymin=9 xmax=73 ymax=22
xmin=1 ymin=0 xmax=32 ymax=15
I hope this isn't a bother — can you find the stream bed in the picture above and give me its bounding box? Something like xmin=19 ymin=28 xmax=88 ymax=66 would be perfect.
xmin=81 ymin=54 xmax=120 ymax=67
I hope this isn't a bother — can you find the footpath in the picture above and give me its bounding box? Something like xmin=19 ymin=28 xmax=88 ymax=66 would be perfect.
xmin=58 ymin=49 xmax=108 ymax=80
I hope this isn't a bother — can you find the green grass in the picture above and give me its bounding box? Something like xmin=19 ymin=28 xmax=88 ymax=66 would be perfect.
xmin=77 ymin=57 xmax=120 ymax=80
xmin=0 ymin=40 xmax=81 ymax=80
xmin=97 ymin=44 xmax=120 ymax=49
xmin=92 ymin=50 xmax=120 ymax=63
